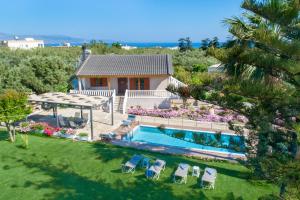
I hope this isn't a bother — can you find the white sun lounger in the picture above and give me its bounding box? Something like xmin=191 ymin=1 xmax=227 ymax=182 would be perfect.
xmin=145 ymin=159 xmax=166 ymax=180
xmin=201 ymin=167 xmax=217 ymax=189
xmin=173 ymin=163 xmax=190 ymax=184
xmin=121 ymin=154 xmax=143 ymax=173
xmin=121 ymin=115 xmax=137 ymax=127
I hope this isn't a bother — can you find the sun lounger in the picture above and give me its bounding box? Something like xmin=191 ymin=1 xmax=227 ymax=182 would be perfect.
xmin=121 ymin=154 xmax=143 ymax=173
xmin=121 ymin=114 xmax=137 ymax=127
xmin=173 ymin=163 xmax=190 ymax=184
xmin=201 ymin=167 xmax=217 ymax=189
xmin=145 ymin=159 xmax=166 ymax=180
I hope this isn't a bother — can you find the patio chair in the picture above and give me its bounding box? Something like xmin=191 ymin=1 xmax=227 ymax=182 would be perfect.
xmin=75 ymin=112 xmax=81 ymax=119
xmin=58 ymin=115 xmax=67 ymax=127
xmin=68 ymin=119 xmax=78 ymax=129
xmin=201 ymin=167 xmax=217 ymax=189
xmin=173 ymin=163 xmax=190 ymax=184
xmin=102 ymin=101 xmax=110 ymax=113
xmin=145 ymin=159 xmax=166 ymax=180
xmin=82 ymin=113 xmax=90 ymax=124
xmin=121 ymin=154 xmax=143 ymax=173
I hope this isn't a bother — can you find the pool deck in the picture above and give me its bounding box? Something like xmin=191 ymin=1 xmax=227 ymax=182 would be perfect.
xmin=110 ymin=122 xmax=247 ymax=162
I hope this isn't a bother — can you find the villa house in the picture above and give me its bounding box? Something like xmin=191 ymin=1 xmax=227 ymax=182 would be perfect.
xmin=76 ymin=54 xmax=174 ymax=94
xmin=74 ymin=52 xmax=185 ymax=112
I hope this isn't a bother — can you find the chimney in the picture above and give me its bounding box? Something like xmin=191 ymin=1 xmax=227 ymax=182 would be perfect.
xmin=77 ymin=45 xmax=91 ymax=68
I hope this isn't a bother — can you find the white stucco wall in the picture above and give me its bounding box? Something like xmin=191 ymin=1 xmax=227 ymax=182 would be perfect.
xmin=126 ymin=98 xmax=171 ymax=109
xmin=149 ymin=76 xmax=169 ymax=90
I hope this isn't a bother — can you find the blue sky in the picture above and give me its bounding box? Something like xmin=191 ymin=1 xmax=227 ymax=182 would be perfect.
xmin=1 ymin=0 xmax=244 ymax=42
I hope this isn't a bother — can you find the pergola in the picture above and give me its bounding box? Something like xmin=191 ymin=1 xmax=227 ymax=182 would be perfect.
xmin=28 ymin=92 xmax=113 ymax=140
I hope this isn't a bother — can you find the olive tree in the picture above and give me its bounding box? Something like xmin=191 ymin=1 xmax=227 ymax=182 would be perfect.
xmin=0 ymin=90 xmax=31 ymax=142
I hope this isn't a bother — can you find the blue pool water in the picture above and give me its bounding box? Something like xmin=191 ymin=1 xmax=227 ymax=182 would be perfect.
xmin=124 ymin=126 xmax=245 ymax=154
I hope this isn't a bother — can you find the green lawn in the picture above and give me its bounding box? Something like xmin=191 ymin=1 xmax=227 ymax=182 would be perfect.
xmin=0 ymin=132 xmax=277 ymax=200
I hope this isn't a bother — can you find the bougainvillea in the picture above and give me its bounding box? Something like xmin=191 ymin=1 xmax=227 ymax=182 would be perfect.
xmin=128 ymin=106 xmax=248 ymax=123
xmin=43 ymin=125 xmax=60 ymax=136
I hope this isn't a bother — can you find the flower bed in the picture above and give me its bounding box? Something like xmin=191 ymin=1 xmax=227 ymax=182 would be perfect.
xmin=19 ymin=121 xmax=78 ymax=139
xmin=127 ymin=106 xmax=248 ymax=123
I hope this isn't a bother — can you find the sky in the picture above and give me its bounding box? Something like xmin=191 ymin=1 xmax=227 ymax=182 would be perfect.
xmin=1 ymin=0 xmax=244 ymax=42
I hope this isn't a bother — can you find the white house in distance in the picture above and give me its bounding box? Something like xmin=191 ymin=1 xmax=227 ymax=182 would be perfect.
xmin=1 ymin=38 xmax=44 ymax=49
xmin=72 ymin=50 xmax=185 ymax=113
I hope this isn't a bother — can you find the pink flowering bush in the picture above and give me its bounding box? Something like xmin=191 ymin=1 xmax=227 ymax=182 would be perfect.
xmin=43 ymin=125 xmax=60 ymax=136
xmin=128 ymin=106 xmax=248 ymax=123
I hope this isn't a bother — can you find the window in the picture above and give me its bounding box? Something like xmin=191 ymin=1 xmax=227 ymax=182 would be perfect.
xmin=130 ymin=78 xmax=149 ymax=90
xmin=90 ymin=78 xmax=108 ymax=87
xmin=140 ymin=78 xmax=145 ymax=90
xmin=135 ymin=79 xmax=139 ymax=90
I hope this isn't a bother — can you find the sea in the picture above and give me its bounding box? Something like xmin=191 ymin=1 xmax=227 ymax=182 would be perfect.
xmin=45 ymin=42 xmax=202 ymax=48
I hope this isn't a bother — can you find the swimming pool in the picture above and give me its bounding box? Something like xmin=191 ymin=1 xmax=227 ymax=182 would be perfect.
xmin=123 ymin=125 xmax=245 ymax=155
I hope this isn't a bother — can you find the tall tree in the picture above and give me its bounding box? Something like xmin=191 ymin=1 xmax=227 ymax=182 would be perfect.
xmin=201 ymin=38 xmax=210 ymax=50
xmin=208 ymin=36 xmax=220 ymax=48
xmin=206 ymin=0 xmax=300 ymax=199
xmin=178 ymin=37 xmax=193 ymax=52
xmin=112 ymin=42 xmax=122 ymax=49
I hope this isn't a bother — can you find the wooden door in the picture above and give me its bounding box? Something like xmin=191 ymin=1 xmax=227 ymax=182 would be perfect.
xmin=118 ymin=78 xmax=128 ymax=95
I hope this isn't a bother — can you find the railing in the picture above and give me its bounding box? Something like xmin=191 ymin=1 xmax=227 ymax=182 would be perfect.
xmin=88 ymin=86 xmax=109 ymax=90
xmin=70 ymin=89 xmax=114 ymax=97
xmin=169 ymin=76 xmax=187 ymax=87
xmin=127 ymin=90 xmax=179 ymax=99
xmin=136 ymin=115 xmax=246 ymax=131
xmin=123 ymin=90 xmax=128 ymax=114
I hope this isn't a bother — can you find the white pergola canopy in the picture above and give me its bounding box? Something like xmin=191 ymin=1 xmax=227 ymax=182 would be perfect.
xmin=28 ymin=92 xmax=113 ymax=140
xmin=29 ymin=92 xmax=108 ymax=108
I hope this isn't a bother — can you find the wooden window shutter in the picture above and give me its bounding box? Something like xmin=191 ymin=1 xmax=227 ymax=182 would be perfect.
xmin=101 ymin=78 xmax=108 ymax=87
xmin=144 ymin=78 xmax=150 ymax=90
xmin=130 ymin=78 xmax=136 ymax=90
xmin=90 ymin=78 xmax=96 ymax=87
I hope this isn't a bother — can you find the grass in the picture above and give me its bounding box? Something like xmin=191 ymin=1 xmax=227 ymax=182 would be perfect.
xmin=0 ymin=131 xmax=278 ymax=200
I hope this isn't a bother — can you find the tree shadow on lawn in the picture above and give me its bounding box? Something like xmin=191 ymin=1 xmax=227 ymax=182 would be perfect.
xmin=212 ymin=192 xmax=244 ymax=200
xmin=0 ymin=130 xmax=9 ymax=141
xmin=13 ymin=158 xmax=207 ymax=200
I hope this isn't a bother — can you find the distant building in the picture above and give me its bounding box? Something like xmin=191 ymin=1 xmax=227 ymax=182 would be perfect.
xmin=168 ymin=46 xmax=179 ymax=50
xmin=207 ymin=63 xmax=224 ymax=73
xmin=63 ymin=42 xmax=71 ymax=47
xmin=121 ymin=45 xmax=137 ymax=50
xmin=1 ymin=38 xmax=44 ymax=49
